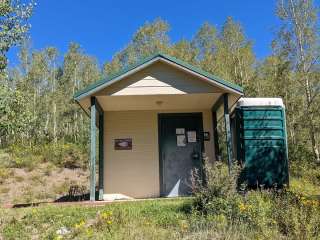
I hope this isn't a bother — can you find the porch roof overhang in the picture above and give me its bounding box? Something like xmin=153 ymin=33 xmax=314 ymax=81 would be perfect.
xmin=74 ymin=52 xmax=244 ymax=114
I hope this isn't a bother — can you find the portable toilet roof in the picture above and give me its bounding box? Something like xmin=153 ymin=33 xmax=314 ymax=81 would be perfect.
xmin=237 ymin=98 xmax=285 ymax=108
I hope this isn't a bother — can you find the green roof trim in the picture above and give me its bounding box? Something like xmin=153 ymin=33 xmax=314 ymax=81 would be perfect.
xmin=159 ymin=53 xmax=243 ymax=92
xmin=74 ymin=52 xmax=243 ymax=100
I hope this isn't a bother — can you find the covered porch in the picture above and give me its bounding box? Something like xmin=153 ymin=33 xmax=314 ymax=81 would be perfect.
xmin=74 ymin=53 xmax=243 ymax=201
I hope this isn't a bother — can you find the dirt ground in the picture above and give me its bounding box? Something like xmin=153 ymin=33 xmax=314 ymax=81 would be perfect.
xmin=0 ymin=163 xmax=90 ymax=205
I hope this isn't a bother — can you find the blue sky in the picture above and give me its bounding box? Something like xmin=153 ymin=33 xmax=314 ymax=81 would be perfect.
xmin=8 ymin=0 xmax=279 ymax=67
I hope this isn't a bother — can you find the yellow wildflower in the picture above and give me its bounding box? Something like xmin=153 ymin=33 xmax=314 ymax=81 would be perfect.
xmin=179 ymin=220 xmax=189 ymax=232
xmin=86 ymin=228 xmax=94 ymax=237
xmin=101 ymin=210 xmax=113 ymax=220
xmin=74 ymin=220 xmax=85 ymax=229
xmin=239 ymin=202 xmax=246 ymax=212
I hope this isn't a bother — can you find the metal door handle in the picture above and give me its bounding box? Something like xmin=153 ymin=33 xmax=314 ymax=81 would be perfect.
xmin=192 ymin=152 xmax=199 ymax=159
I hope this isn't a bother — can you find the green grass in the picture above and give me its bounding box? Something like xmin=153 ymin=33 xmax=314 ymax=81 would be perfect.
xmin=1 ymin=186 xmax=320 ymax=239
xmin=0 ymin=198 xmax=262 ymax=240
xmin=290 ymin=176 xmax=320 ymax=196
xmin=0 ymin=199 xmax=188 ymax=240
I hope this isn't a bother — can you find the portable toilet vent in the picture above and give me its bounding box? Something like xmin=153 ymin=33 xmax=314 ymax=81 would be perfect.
xmin=234 ymin=98 xmax=289 ymax=188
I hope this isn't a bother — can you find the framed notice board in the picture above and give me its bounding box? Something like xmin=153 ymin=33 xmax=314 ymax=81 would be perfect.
xmin=114 ymin=138 xmax=132 ymax=150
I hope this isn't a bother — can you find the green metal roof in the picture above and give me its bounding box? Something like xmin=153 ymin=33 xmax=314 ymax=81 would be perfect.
xmin=74 ymin=52 xmax=243 ymax=100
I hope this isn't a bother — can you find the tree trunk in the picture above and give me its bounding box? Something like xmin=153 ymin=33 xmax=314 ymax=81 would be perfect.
xmin=308 ymin=118 xmax=320 ymax=163
xmin=305 ymin=76 xmax=320 ymax=163
xmin=53 ymin=102 xmax=57 ymax=143
xmin=52 ymin=62 xmax=57 ymax=144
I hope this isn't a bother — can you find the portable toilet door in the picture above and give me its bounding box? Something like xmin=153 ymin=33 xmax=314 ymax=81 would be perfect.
xmin=235 ymin=98 xmax=289 ymax=188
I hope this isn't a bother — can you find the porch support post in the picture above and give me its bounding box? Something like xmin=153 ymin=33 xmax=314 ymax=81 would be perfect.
xmin=211 ymin=111 xmax=220 ymax=160
xmin=223 ymin=93 xmax=233 ymax=174
xmin=211 ymin=94 xmax=224 ymax=161
xmin=90 ymin=97 xmax=96 ymax=201
xmin=98 ymin=111 xmax=104 ymax=201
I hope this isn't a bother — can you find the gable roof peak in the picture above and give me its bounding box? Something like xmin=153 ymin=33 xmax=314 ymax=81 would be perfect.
xmin=74 ymin=52 xmax=243 ymax=100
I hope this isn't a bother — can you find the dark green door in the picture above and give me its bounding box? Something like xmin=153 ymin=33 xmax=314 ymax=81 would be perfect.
xmin=158 ymin=113 xmax=204 ymax=197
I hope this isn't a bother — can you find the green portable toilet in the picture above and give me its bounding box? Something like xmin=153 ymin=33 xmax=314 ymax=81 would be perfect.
xmin=234 ymin=98 xmax=289 ymax=188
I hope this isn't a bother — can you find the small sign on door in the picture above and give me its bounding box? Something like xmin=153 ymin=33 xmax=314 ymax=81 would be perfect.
xmin=177 ymin=135 xmax=186 ymax=147
xmin=176 ymin=128 xmax=185 ymax=134
xmin=187 ymin=131 xmax=197 ymax=143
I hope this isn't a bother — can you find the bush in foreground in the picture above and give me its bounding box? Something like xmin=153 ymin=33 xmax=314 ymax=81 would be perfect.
xmin=191 ymin=161 xmax=320 ymax=239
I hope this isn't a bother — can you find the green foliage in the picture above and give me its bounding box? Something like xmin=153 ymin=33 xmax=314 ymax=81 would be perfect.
xmin=171 ymin=39 xmax=199 ymax=65
xmin=192 ymin=162 xmax=238 ymax=202
xmin=192 ymin=161 xmax=320 ymax=239
xmin=4 ymin=142 xmax=88 ymax=170
xmin=275 ymin=0 xmax=320 ymax=162
xmin=0 ymin=167 xmax=12 ymax=183
xmin=41 ymin=143 xmax=88 ymax=169
xmin=103 ymin=18 xmax=171 ymax=75
xmin=0 ymin=84 xmax=32 ymax=146
xmin=191 ymin=22 xmax=217 ymax=60
xmin=0 ymin=0 xmax=35 ymax=71
xmin=192 ymin=162 xmax=241 ymax=217
xmin=131 ymin=18 xmax=170 ymax=59
xmin=1 ymin=41 xmax=100 ymax=150
xmin=214 ymin=17 xmax=255 ymax=90
xmin=6 ymin=145 xmax=41 ymax=170
xmin=291 ymin=159 xmax=320 ymax=184
xmin=271 ymin=191 xmax=320 ymax=239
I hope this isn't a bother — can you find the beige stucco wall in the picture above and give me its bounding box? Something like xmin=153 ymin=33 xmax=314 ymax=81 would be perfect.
xmin=104 ymin=109 xmax=214 ymax=199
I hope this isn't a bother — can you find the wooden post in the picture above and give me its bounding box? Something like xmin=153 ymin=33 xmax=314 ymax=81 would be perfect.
xmin=98 ymin=111 xmax=104 ymax=201
xmin=211 ymin=94 xmax=224 ymax=162
xmin=223 ymin=94 xmax=233 ymax=174
xmin=90 ymin=97 xmax=96 ymax=201
xmin=212 ymin=111 xmax=220 ymax=161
